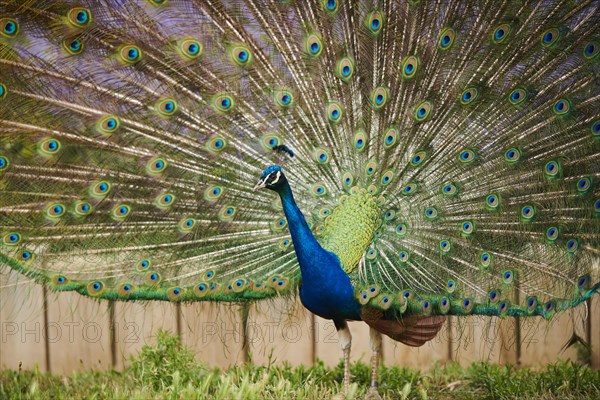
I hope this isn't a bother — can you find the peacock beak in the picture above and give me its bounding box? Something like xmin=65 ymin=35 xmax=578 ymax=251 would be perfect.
xmin=253 ymin=180 xmax=266 ymax=191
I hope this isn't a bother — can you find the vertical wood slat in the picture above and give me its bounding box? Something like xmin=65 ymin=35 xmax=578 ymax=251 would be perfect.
xmin=46 ymin=291 xmax=111 ymax=374
xmin=1 ymin=278 xmax=599 ymax=371
xmin=591 ymin=295 xmax=599 ymax=369
xmin=247 ymin=297 xmax=314 ymax=367
xmin=113 ymin=301 xmax=178 ymax=370
xmin=0 ymin=272 xmax=47 ymax=372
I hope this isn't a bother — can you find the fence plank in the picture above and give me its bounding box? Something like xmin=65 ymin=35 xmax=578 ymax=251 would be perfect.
xmin=248 ymin=297 xmax=314 ymax=366
xmin=518 ymin=311 xmax=580 ymax=367
xmin=46 ymin=291 xmax=111 ymax=373
xmin=590 ymin=296 xmax=599 ymax=369
xmin=181 ymin=302 xmax=244 ymax=368
xmin=451 ymin=316 xmax=517 ymax=366
xmin=113 ymin=301 xmax=179 ymax=370
xmin=0 ymin=273 xmax=47 ymax=371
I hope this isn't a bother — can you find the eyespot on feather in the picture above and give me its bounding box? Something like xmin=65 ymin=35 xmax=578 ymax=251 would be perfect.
xmin=354 ymin=130 xmax=367 ymax=152
xmin=37 ymin=138 xmax=61 ymax=157
xmin=219 ymin=205 xmax=237 ymax=221
xmin=167 ymin=287 xmax=184 ymax=301
xmin=504 ymin=147 xmax=522 ymax=163
xmin=460 ymin=220 xmax=475 ymax=236
xmin=146 ymin=157 xmax=167 ymax=176
xmin=147 ymin=0 xmax=170 ymax=6
xmin=458 ymin=149 xmax=476 ymax=164
xmin=365 ymin=11 xmax=384 ymax=35
xmin=118 ymin=283 xmax=135 ymax=297
xmin=541 ymin=28 xmax=560 ymax=48
xmin=402 ymin=56 xmax=419 ymax=79
xmin=322 ymin=0 xmax=339 ymax=14
xmin=365 ymin=161 xmax=377 ymax=176
xmin=154 ymin=98 xmax=178 ymax=117
xmin=155 ymin=193 xmax=176 ymax=210
xmin=73 ymin=201 xmax=93 ymax=217
xmin=111 ymin=204 xmax=131 ymax=221
xmin=145 ymin=271 xmax=161 ymax=285
xmin=274 ymin=88 xmax=294 ymax=109
xmin=63 ymin=37 xmax=84 ymax=55
xmin=401 ymin=182 xmax=418 ymax=195
xmin=206 ymin=136 xmax=227 ymax=154
xmin=552 ymin=98 xmax=571 ymax=116
xmin=460 ymin=87 xmax=479 ymax=105
xmin=410 ymin=150 xmax=427 ymax=167
xmin=203 ymin=270 xmax=215 ymax=281
xmin=480 ymin=252 xmax=492 ymax=270
xmin=442 ymin=182 xmax=458 ymax=197
xmin=67 ymin=7 xmax=92 ymax=28
xmin=414 ymin=101 xmax=432 ymax=122
xmin=520 ymin=205 xmax=536 ymax=221
xmin=204 ymin=185 xmax=224 ymax=202
xmin=80 ymin=191 xmax=104 ymax=217
xmin=396 ymin=223 xmax=408 ymax=237
xmin=305 ymin=33 xmax=323 ymax=57
xmin=118 ymin=45 xmax=143 ymax=64
xmin=313 ymin=148 xmax=330 ymax=164
xmin=566 ymin=238 xmax=579 ymax=253
xmin=366 ymin=285 xmax=380 ymax=298
xmin=492 ymin=23 xmax=511 ymax=44
xmin=576 ymin=177 xmax=592 ymax=194
xmin=213 ymin=93 xmax=235 ymax=112
xmin=96 ymin=115 xmax=120 ymax=136
xmin=438 ymin=28 xmax=456 ymax=50
xmin=229 ymin=43 xmax=253 ymax=66
xmin=2 ymin=232 xmax=21 ymax=246
xmin=326 ymin=101 xmax=343 ymax=123
xmin=272 ymin=217 xmax=288 ymax=231
xmin=45 ymin=203 xmax=66 ymax=221
xmin=136 ymin=259 xmax=151 ymax=272
xmin=383 ymin=127 xmax=398 ymax=148
xmin=1 ymin=18 xmax=19 ymax=38
xmin=424 ymin=207 xmax=439 ymax=221
xmin=439 ymin=240 xmax=451 ymax=253
xmin=52 ymin=275 xmax=68 ymax=286
xmin=177 ymin=38 xmax=202 ymax=60
xmin=0 ymin=155 xmax=9 ymax=172
xmin=18 ymin=250 xmax=34 ymax=263
xmin=371 ymin=87 xmax=389 ymax=110
xmin=508 ymin=88 xmax=528 ymax=105
xmin=311 ymin=183 xmax=327 ymax=197
xmin=336 ymin=57 xmax=355 ymax=81
xmin=87 ymin=281 xmax=105 ymax=296
xmin=544 ymin=160 xmax=561 ymax=179
xmin=583 ymin=40 xmax=599 ymax=59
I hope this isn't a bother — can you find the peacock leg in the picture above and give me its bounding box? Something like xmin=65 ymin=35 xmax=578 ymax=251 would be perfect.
xmin=335 ymin=320 xmax=352 ymax=392
xmin=369 ymin=327 xmax=382 ymax=389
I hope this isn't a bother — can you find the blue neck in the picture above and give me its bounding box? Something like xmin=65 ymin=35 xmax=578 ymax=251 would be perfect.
xmin=275 ymin=180 xmax=362 ymax=321
xmin=277 ymin=182 xmax=323 ymax=278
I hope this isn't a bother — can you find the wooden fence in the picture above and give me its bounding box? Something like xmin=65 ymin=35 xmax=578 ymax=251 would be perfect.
xmin=1 ymin=270 xmax=599 ymax=373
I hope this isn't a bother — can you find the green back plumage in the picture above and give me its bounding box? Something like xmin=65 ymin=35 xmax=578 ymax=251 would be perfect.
xmin=0 ymin=0 xmax=598 ymax=319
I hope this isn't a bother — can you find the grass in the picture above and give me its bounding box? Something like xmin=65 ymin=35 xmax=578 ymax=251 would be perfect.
xmin=1 ymin=330 xmax=599 ymax=400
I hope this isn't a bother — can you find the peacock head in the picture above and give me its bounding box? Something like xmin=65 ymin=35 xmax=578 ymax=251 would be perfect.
xmin=254 ymin=165 xmax=287 ymax=191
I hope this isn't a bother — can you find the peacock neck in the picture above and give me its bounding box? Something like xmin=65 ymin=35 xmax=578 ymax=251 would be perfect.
xmin=276 ymin=179 xmax=362 ymax=321
xmin=277 ymin=182 xmax=323 ymax=269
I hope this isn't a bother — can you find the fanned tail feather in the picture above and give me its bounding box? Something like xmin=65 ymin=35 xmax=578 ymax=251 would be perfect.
xmin=0 ymin=0 xmax=598 ymax=319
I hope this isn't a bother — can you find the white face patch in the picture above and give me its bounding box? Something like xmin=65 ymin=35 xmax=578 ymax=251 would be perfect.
xmin=269 ymin=170 xmax=282 ymax=185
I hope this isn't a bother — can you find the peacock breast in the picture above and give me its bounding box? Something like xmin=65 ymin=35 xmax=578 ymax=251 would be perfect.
xmin=317 ymin=187 xmax=382 ymax=273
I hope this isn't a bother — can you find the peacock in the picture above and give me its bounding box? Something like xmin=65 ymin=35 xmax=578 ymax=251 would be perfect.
xmin=1 ymin=0 xmax=599 ymax=395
